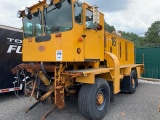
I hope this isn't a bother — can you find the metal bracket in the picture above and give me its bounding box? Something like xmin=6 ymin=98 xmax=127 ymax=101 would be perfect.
xmin=25 ymin=88 xmax=54 ymax=113
xmin=54 ymin=64 xmax=65 ymax=109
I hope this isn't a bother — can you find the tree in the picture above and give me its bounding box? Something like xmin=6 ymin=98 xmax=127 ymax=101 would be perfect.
xmin=144 ymin=21 xmax=160 ymax=47
xmin=121 ymin=31 xmax=144 ymax=48
xmin=104 ymin=22 xmax=115 ymax=33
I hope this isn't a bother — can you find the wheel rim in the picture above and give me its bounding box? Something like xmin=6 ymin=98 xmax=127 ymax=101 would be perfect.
xmin=96 ymin=88 xmax=106 ymax=111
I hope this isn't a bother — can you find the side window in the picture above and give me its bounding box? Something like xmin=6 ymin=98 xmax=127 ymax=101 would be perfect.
xmin=86 ymin=9 xmax=94 ymax=28
xmin=74 ymin=3 xmax=82 ymax=24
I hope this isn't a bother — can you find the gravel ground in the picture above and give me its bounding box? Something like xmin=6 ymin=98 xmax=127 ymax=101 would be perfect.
xmin=0 ymin=80 xmax=160 ymax=120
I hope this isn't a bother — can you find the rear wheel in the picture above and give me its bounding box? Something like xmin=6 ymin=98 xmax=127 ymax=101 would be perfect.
xmin=120 ymin=69 xmax=138 ymax=94
xmin=130 ymin=70 xmax=137 ymax=94
xmin=78 ymin=78 xmax=110 ymax=120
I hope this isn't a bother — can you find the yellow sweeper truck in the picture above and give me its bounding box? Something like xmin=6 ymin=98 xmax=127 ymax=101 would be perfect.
xmin=12 ymin=0 xmax=144 ymax=119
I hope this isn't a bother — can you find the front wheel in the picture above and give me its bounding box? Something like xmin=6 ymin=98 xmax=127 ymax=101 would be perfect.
xmin=78 ymin=78 xmax=110 ymax=120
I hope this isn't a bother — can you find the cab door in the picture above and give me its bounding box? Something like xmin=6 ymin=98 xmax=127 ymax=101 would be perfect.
xmin=73 ymin=2 xmax=84 ymax=61
xmin=83 ymin=7 xmax=104 ymax=61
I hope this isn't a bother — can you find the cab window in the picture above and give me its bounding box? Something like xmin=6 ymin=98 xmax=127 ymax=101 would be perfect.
xmin=74 ymin=3 xmax=82 ymax=24
xmin=86 ymin=9 xmax=94 ymax=28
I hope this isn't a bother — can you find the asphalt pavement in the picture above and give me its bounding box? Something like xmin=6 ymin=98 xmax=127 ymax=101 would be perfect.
xmin=0 ymin=80 xmax=160 ymax=120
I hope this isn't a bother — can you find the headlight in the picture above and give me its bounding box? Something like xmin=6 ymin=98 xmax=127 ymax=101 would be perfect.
xmin=76 ymin=0 xmax=84 ymax=7
xmin=17 ymin=11 xmax=22 ymax=18
xmin=46 ymin=0 xmax=53 ymax=5
xmin=25 ymin=7 xmax=30 ymax=15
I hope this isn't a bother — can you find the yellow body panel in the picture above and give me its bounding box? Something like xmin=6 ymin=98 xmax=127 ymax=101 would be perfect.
xmin=105 ymin=32 xmax=134 ymax=65
xmin=23 ymin=30 xmax=76 ymax=61
xmin=76 ymin=73 xmax=95 ymax=84
xmin=73 ymin=68 xmax=114 ymax=84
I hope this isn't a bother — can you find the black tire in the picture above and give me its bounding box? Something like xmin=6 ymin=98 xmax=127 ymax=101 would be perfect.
xmin=130 ymin=70 xmax=137 ymax=94
xmin=108 ymin=81 xmax=114 ymax=102
xmin=78 ymin=78 xmax=110 ymax=120
xmin=120 ymin=69 xmax=137 ymax=94
xmin=134 ymin=70 xmax=138 ymax=87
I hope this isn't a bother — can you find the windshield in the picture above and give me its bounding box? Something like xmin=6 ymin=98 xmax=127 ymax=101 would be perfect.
xmin=44 ymin=0 xmax=72 ymax=34
xmin=23 ymin=11 xmax=42 ymax=38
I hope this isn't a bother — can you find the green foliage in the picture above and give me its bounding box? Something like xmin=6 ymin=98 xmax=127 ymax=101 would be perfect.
xmin=121 ymin=31 xmax=144 ymax=48
xmin=104 ymin=22 xmax=115 ymax=33
xmin=144 ymin=21 xmax=160 ymax=47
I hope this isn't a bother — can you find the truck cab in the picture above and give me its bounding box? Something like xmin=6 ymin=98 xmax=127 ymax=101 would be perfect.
xmin=18 ymin=0 xmax=104 ymax=62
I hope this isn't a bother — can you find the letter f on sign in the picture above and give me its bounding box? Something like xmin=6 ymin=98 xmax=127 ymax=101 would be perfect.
xmin=7 ymin=45 xmax=17 ymax=53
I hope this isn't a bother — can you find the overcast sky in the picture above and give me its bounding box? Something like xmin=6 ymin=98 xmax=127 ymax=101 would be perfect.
xmin=0 ymin=0 xmax=160 ymax=35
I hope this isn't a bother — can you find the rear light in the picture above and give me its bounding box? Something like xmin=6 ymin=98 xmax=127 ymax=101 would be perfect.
xmin=25 ymin=7 xmax=30 ymax=15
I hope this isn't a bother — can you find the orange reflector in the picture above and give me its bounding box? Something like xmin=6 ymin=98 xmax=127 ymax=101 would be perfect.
xmin=78 ymin=37 xmax=83 ymax=42
xmin=77 ymin=48 xmax=81 ymax=54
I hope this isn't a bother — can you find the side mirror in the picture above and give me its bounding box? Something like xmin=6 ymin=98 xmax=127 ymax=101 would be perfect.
xmin=76 ymin=0 xmax=84 ymax=7
xmin=93 ymin=6 xmax=99 ymax=24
